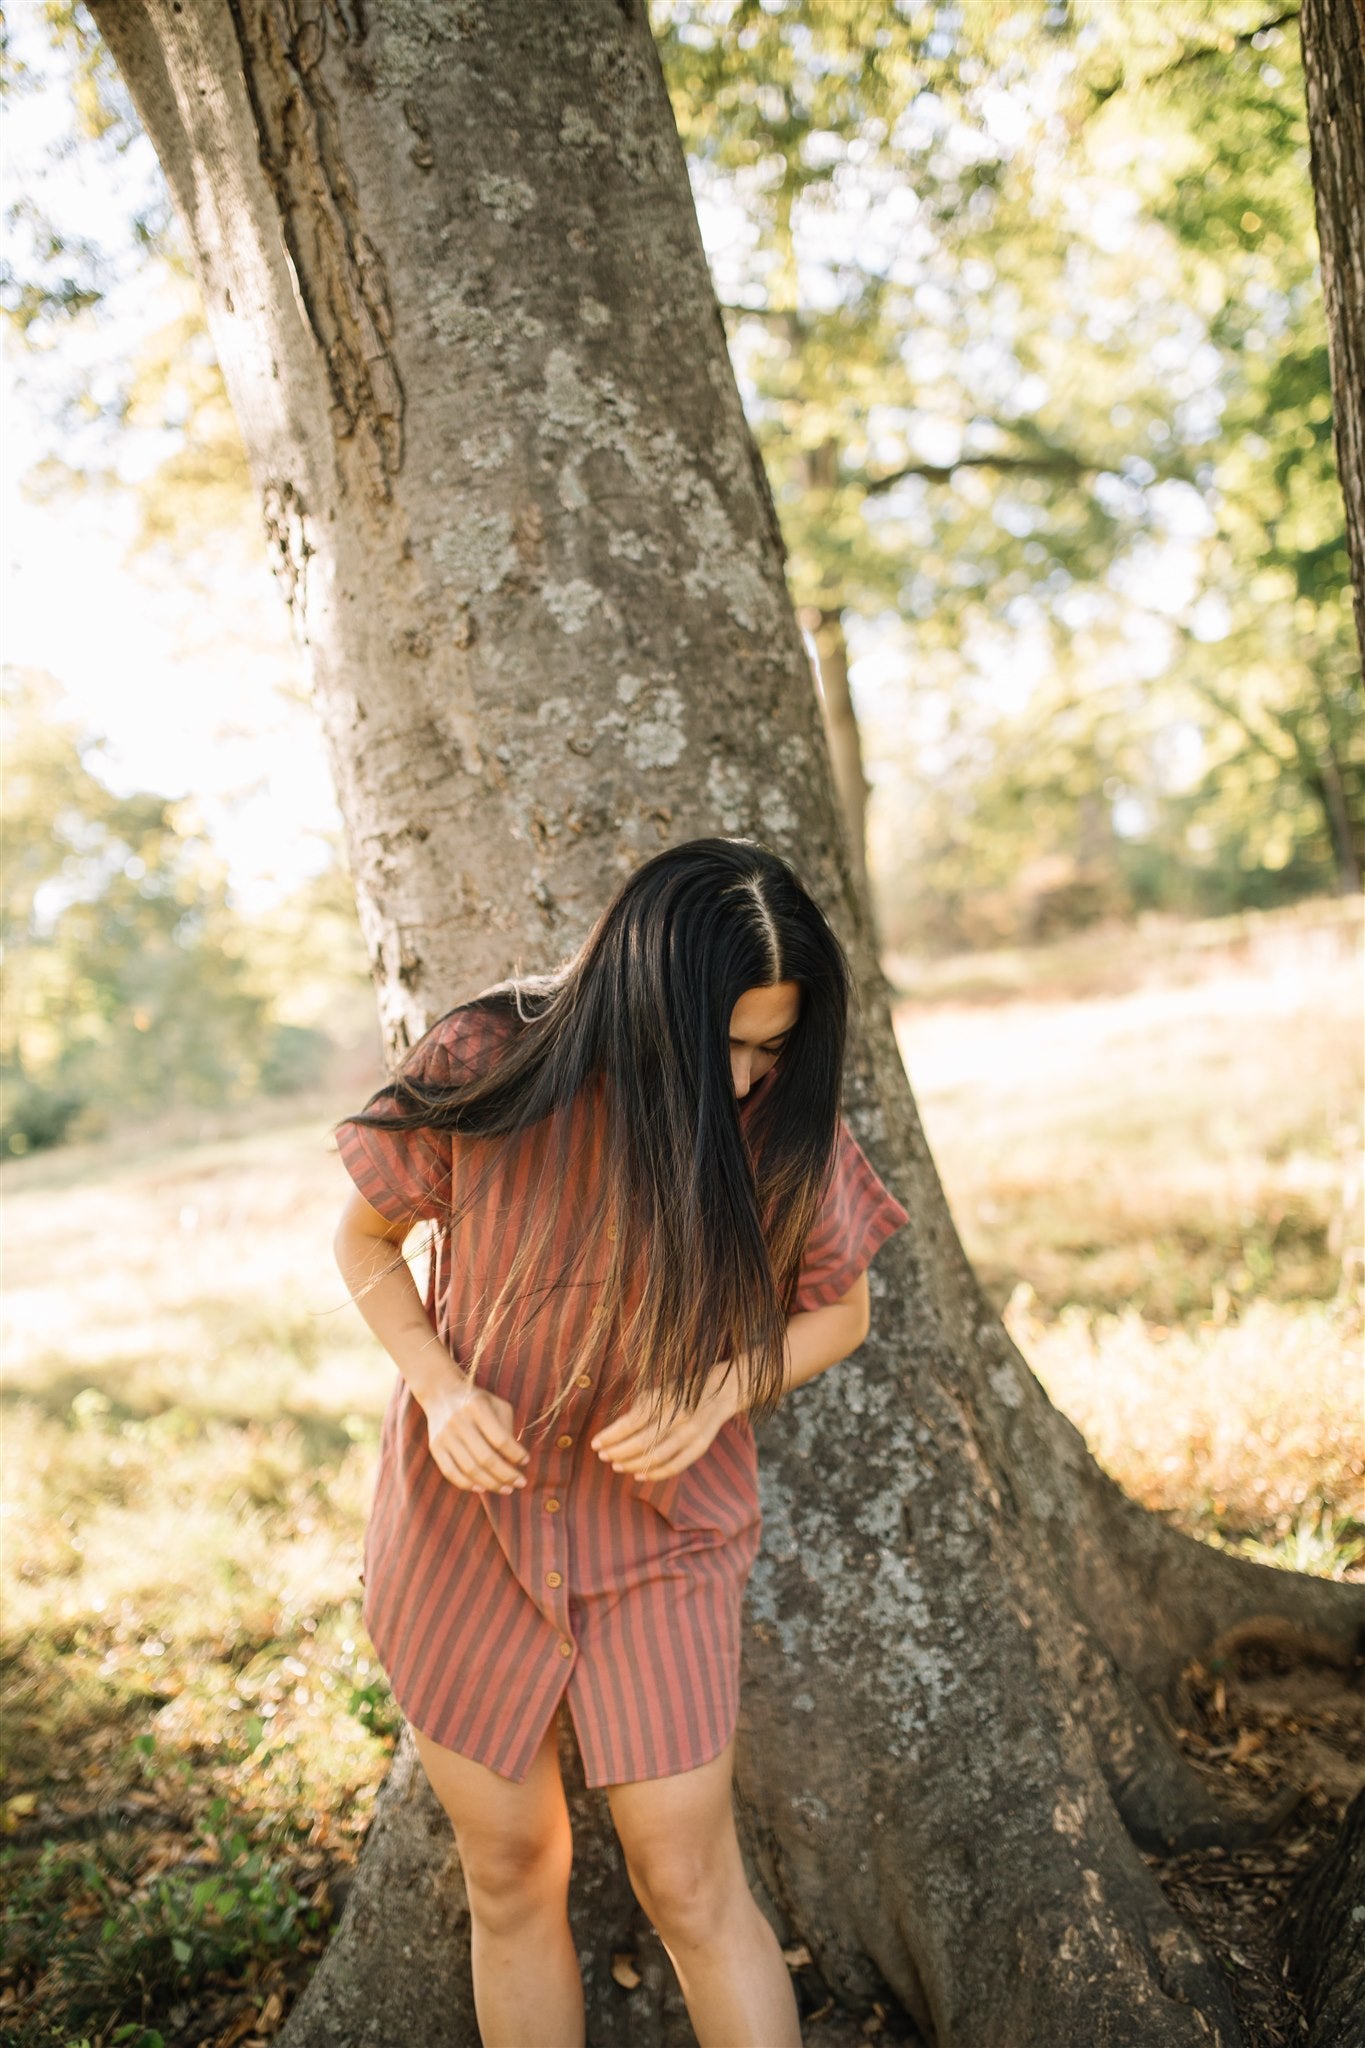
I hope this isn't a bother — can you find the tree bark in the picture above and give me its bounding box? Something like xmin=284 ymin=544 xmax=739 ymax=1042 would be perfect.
xmin=1279 ymin=1779 xmax=1365 ymax=2048
xmin=88 ymin=3 xmax=1365 ymax=2042
xmin=1302 ymin=0 xmax=1365 ymax=671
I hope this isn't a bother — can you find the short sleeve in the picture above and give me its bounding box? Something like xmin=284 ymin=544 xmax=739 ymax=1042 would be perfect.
xmin=333 ymin=1002 xmax=506 ymax=1228
xmin=790 ymin=1116 xmax=909 ymax=1312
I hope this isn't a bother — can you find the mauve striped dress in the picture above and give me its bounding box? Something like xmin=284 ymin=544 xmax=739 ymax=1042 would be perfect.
xmin=334 ymin=998 xmax=909 ymax=1787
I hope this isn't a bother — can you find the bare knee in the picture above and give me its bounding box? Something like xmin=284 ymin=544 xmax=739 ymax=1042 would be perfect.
xmin=411 ymin=1712 xmax=572 ymax=1940
xmin=626 ymin=1844 xmax=737 ymax=1951
xmin=458 ymin=1823 xmax=573 ymax=1938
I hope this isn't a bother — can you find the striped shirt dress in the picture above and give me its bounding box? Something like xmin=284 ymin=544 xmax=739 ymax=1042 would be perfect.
xmin=334 ymin=998 xmax=909 ymax=1787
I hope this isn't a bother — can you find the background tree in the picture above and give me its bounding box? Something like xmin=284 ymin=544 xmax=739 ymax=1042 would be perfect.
xmin=48 ymin=2 xmax=1365 ymax=2042
xmin=1300 ymin=0 xmax=1365 ymax=667
xmin=657 ymin=0 xmax=1363 ymax=949
xmin=10 ymin=2 xmax=1359 ymax=971
xmin=0 ymin=664 xmax=323 ymax=1152
xmin=426 ymin=0 xmax=1365 ymax=946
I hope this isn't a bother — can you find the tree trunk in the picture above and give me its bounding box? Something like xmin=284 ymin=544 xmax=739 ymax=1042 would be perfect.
xmin=1302 ymin=0 xmax=1365 ymax=673
xmin=88 ymin=3 xmax=1365 ymax=2042
xmin=797 ymin=602 xmax=873 ymax=926
xmin=1312 ymin=725 xmax=1363 ymax=895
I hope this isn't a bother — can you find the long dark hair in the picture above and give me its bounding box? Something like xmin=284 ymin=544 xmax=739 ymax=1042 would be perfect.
xmin=336 ymin=836 xmax=853 ymax=1434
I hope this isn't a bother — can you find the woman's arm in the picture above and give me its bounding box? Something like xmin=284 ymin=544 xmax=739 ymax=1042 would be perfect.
xmin=771 ymin=1270 xmax=871 ymax=1400
xmin=332 ymin=1187 xmax=468 ymax=1412
xmin=333 ymin=1187 xmax=529 ymax=1492
xmin=592 ymin=1271 xmax=872 ymax=1478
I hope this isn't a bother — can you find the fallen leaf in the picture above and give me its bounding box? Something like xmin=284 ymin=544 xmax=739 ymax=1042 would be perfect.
xmin=214 ymin=2008 xmax=261 ymax=2048
xmin=1 ymin=1793 xmax=38 ymax=1832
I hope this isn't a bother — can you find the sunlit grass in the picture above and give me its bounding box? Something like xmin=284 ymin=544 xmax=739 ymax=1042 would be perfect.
xmin=892 ymin=930 xmax=1364 ymax=1583
xmin=894 ymin=947 xmax=1363 ymax=1325
xmin=999 ymin=1286 xmax=1363 ymax=1576
xmin=1 ymin=908 xmax=1361 ymax=2040
xmin=0 ymin=1092 xmax=409 ymax=2045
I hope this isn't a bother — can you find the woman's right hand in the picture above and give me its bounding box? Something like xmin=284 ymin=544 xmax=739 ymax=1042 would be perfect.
xmin=423 ymin=1374 xmax=529 ymax=1494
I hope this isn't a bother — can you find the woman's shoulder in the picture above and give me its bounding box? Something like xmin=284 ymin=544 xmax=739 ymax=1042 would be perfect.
xmin=401 ymin=990 xmax=523 ymax=1082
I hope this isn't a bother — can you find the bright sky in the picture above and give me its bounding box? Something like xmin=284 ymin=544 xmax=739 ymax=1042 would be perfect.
xmin=1 ymin=389 xmax=344 ymax=913
xmin=0 ymin=521 xmax=345 ymax=933
xmin=1 ymin=5 xmax=344 ymax=913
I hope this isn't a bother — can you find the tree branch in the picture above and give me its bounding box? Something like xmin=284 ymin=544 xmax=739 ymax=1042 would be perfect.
xmin=1082 ymin=10 xmax=1302 ymax=118
xmin=716 ymin=301 xmax=803 ymax=327
xmin=1153 ymin=9 xmax=1302 ymax=83
xmin=864 ymin=450 xmax=1100 ymax=492
xmin=1180 ymin=672 xmax=1297 ymax=767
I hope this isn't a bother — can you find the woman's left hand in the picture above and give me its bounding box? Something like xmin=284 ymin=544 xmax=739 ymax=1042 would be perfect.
xmin=591 ymin=1359 xmax=743 ymax=1481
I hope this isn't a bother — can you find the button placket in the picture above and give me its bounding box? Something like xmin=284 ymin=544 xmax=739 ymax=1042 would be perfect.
xmin=542 ymin=1499 xmax=571 ymax=1650
xmin=540 ymin=1412 xmax=576 ymax=1649
xmin=539 ymin=1288 xmax=604 ymax=1667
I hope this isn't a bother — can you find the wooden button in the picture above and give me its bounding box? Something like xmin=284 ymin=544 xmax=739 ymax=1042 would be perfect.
xmin=545 ymin=1497 xmax=561 ymax=1513
xmin=559 ymin=1639 xmax=573 ymax=1657
xmin=606 ymin=1222 xmax=618 ymax=1240
xmin=577 ymin=1374 xmax=592 ymax=1388
xmin=556 ymin=1433 xmax=573 ymax=1449
xmin=545 ymin=1570 xmax=562 ymax=1588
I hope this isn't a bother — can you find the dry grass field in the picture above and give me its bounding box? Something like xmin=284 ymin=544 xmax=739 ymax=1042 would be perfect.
xmin=2 ymin=898 xmax=1361 ymax=2045
xmin=890 ymin=901 xmax=1364 ymax=1569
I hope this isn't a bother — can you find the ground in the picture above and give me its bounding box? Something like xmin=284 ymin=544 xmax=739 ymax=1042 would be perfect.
xmin=1 ymin=898 xmax=1360 ymax=2046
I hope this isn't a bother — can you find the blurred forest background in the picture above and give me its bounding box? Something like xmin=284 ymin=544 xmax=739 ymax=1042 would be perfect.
xmin=2 ymin=0 xmax=1362 ymax=1158
xmin=0 ymin=4 xmax=1361 ymax=2041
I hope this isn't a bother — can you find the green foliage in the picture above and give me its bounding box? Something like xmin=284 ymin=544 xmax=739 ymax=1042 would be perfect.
xmin=8 ymin=1 xmax=1359 ymax=963
xmin=0 ymin=667 xmax=317 ymax=1154
xmin=0 ymin=1 xmax=167 ymax=341
xmin=656 ymin=0 xmax=1361 ymax=950
xmin=1106 ymin=7 xmax=1364 ymax=904
xmin=0 ymin=1798 xmax=316 ymax=2042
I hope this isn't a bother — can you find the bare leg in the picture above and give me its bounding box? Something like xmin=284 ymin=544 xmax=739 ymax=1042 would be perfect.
xmin=606 ymin=1737 xmax=802 ymax=2048
xmin=411 ymin=1711 xmax=584 ymax=2048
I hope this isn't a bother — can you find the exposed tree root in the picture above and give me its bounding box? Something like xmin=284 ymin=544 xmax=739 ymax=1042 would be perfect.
xmin=1279 ymin=1781 xmax=1365 ymax=2048
xmin=1072 ymin=1628 xmax=1306 ymax=1853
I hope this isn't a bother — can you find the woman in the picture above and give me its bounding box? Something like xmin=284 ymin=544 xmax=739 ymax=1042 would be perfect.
xmin=332 ymin=835 xmax=908 ymax=2047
